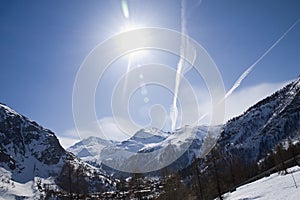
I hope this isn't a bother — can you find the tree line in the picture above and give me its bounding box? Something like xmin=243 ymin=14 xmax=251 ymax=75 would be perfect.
xmin=159 ymin=138 xmax=300 ymax=200
xmin=35 ymin=138 xmax=300 ymax=199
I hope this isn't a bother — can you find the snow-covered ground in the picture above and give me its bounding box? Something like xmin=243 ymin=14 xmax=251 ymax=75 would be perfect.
xmin=0 ymin=167 xmax=55 ymax=200
xmin=224 ymin=166 xmax=300 ymax=200
xmin=0 ymin=180 xmax=35 ymax=200
xmin=0 ymin=167 xmax=35 ymax=199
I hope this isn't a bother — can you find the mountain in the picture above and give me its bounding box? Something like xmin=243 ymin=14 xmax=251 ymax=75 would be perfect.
xmin=0 ymin=103 xmax=115 ymax=198
xmin=67 ymin=136 xmax=115 ymax=162
xmin=100 ymin=126 xmax=221 ymax=174
xmin=217 ymin=76 xmax=300 ymax=163
xmin=69 ymin=126 xmax=221 ymax=175
xmin=170 ymin=77 xmax=300 ymax=200
xmin=0 ymin=103 xmax=65 ymax=183
xmin=69 ymin=77 xmax=300 ymax=177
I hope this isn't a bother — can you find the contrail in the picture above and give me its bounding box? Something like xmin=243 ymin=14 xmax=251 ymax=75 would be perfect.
xmin=170 ymin=0 xmax=186 ymax=131
xmin=170 ymin=0 xmax=197 ymax=131
xmin=122 ymin=54 xmax=132 ymax=97
xmin=197 ymin=17 xmax=300 ymax=125
xmin=225 ymin=17 xmax=300 ymax=99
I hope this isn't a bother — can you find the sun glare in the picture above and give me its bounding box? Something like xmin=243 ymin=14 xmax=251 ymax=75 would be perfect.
xmin=118 ymin=21 xmax=150 ymax=61
xmin=120 ymin=22 xmax=144 ymax=33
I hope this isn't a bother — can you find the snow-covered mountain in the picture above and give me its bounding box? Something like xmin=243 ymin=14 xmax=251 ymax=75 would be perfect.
xmin=69 ymin=126 xmax=221 ymax=174
xmin=216 ymin=76 xmax=300 ymax=164
xmin=101 ymin=126 xmax=221 ymax=173
xmin=0 ymin=103 xmax=65 ymax=183
xmin=67 ymin=136 xmax=115 ymax=162
xmin=0 ymin=103 xmax=115 ymax=198
xmin=69 ymin=77 xmax=300 ymax=175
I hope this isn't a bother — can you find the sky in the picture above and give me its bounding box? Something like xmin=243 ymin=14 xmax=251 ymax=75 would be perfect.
xmin=0 ymin=0 xmax=299 ymax=148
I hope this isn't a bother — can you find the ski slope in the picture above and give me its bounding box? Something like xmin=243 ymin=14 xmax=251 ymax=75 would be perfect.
xmin=224 ymin=166 xmax=300 ymax=200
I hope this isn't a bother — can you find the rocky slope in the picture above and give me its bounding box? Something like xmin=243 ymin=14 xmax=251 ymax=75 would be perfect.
xmin=0 ymin=103 xmax=66 ymax=183
xmin=69 ymin=126 xmax=221 ymax=175
xmin=0 ymin=103 xmax=115 ymax=197
xmin=69 ymin=77 xmax=300 ymax=176
xmin=218 ymin=76 xmax=300 ymax=162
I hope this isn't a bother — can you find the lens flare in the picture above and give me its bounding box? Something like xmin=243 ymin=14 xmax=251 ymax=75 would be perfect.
xmin=121 ymin=0 xmax=129 ymax=19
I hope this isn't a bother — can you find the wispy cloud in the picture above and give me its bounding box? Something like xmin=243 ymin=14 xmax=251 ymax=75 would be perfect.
xmin=56 ymin=129 xmax=81 ymax=149
xmin=57 ymin=117 xmax=131 ymax=148
xmin=181 ymin=80 xmax=289 ymax=126
xmin=58 ymin=80 xmax=289 ymax=147
xmin=97 ymin=117 xmax=130 ymax=141
xmin=57 ymin=136 xmax=80 ymax=149
xmin=224 ymin=81 xmax=289 ymax=121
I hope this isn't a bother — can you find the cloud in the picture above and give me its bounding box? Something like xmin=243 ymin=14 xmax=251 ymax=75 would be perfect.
xmin=57 ymin=117 xmax=132 ymax=149
xmin=57 ymin=136 xmax=80 ymax=149
xmin=58 ymin=80 xmax=290 ymax=147
xmin=56 ymin=129 xmax=81 ymax=149
xmin=224 ymin=81 xmax=289 ymax=121
xmin=177 ymin=80 xmax=289 ymax=126
xmin=97 ymin=117 xmax=131 ymax=141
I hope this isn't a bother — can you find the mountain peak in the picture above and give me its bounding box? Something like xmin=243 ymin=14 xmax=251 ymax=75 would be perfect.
xmin=0 ymin=103 xmax=115 ymax=197
xmin=131 ymin=127 xmax=171 ymax=140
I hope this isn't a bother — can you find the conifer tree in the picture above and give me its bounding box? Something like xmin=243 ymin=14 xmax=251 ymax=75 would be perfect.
xmin=211 ymin=147 xmax=223 ymax=200
xmin=275 ymin=143 xmax=288 ymax=174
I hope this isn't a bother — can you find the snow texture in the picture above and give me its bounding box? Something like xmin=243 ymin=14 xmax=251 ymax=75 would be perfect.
xmin=224 ymin=166 xmax=300 ymax=200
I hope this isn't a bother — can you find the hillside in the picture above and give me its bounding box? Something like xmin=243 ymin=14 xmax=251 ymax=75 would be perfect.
xmin=1 ymin=76 xmax=300 ymax=199
xmin=218 ymin=76 xmax=300 ymax=163
xmin=224 ymin=166 xmax=300 ymax=200
xmin=69 ymin=126 xmax=221 ymax=175
xmin=69 ymin=77 xmax=300 ymax=177
xmin=0 ymin=103 xmax=115 ymax=198
xmin=179 ymin=77 xmax=300 ymax=200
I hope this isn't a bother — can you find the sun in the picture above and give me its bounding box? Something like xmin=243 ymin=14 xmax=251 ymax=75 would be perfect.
xmin=119 ymin=21 xmax=144 ymax=33
xmin=118 ymin=21 xmax=150 ymax=63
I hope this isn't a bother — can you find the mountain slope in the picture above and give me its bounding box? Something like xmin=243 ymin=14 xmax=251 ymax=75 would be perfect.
xmin=218 ymin=76 xmax=300 ymax=162
xmin=67 ymin=136 xmax=114 ymax=162
xmin=0 ymin=103 xmax=115 ymax=197
xmin=69 ymin=77 xmax=300 ymax=176
xmin=69 ymin=126 xmax=221 ymax=174
xmin=0 ymin=103 xmax=65 ymax=183
xmin=224 ymin=166 xmax=300 ymax=200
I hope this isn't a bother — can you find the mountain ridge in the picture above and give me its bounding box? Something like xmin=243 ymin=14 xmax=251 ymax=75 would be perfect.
xmin=217 ymin=76 xmax=300 ymax=163
xmin=69 ymin=77 xmax=300 ymax=176
xmin=0 ymin=103 xmax=116 ymax=198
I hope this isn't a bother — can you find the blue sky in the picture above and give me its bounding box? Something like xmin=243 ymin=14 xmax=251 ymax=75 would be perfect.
xmin=0 ymin=0 xmax=299 ymax=147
